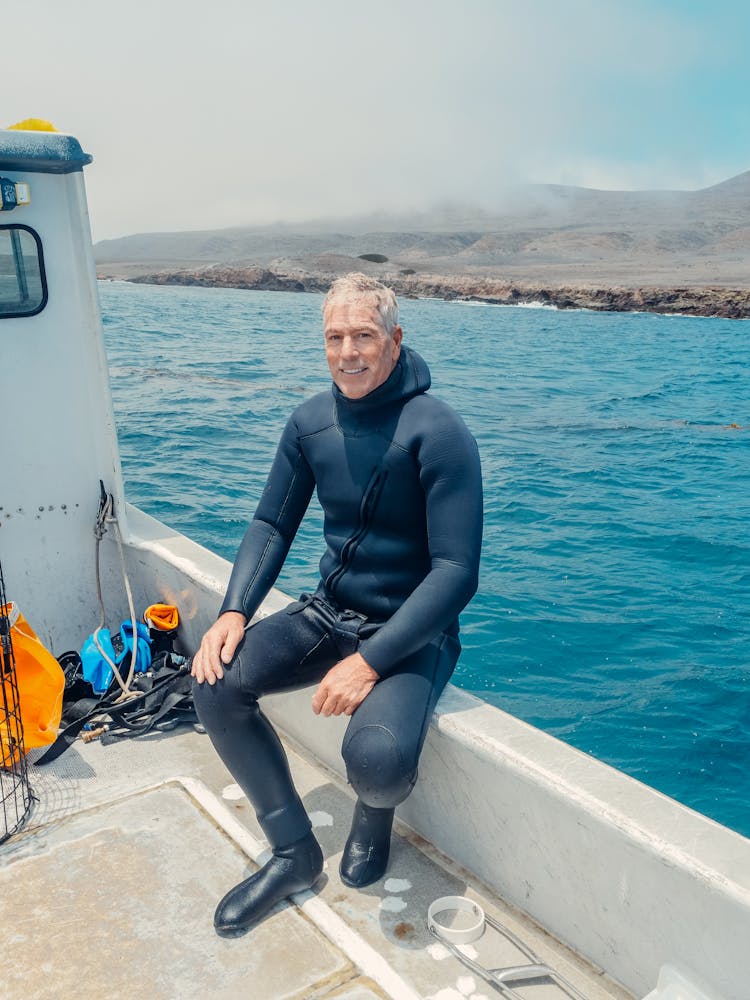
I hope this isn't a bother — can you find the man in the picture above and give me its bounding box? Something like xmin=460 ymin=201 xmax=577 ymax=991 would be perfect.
xmin=192 ymin=273 xmax=483 ymax=936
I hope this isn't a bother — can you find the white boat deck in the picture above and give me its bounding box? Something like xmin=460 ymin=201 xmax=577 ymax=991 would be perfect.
xmin=3 ymin=724 xmax=634 ymax=1000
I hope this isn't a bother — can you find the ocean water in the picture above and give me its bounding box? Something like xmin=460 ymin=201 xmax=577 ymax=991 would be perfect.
xmin=100 ymin=280 xmax=750 ymax=839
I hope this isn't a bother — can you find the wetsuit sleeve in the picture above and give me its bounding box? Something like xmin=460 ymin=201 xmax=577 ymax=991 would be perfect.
xmin=358 ymin=414 xmax=483 ymax=676
xmin=220 ymin=415 xmax=315 ymax=621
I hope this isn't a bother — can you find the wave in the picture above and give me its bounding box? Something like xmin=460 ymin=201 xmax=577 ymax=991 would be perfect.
xmin=447 ymin=298 xmax=559 ymax=311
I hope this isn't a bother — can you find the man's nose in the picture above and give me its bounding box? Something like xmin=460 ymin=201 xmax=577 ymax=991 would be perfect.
xmin=341 ymin=335 xmax=358 ymax=358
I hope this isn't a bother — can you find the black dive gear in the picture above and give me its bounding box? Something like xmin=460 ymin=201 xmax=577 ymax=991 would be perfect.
xmin=339 ymin=800 xmax=395 ymax=888
xmin=219 ymin=346 xmax=483 ymax=676
xmin=213 ymin=831 xmax=323 ymax=936
xmin=196 ymin=345 xmax=483 ymax=908
xmin=194 ymin=588 xmax=461 ymax=835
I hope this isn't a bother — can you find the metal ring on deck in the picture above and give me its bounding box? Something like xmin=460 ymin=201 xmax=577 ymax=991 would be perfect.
xmin=427 ymin=895 xmax=486 ymax=944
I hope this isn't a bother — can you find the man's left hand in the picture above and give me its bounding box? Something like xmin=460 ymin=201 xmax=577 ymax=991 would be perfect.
xmin=312 ymin=652 xmax=379 ymax=717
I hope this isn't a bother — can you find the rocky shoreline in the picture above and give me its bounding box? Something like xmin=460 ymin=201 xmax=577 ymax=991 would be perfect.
xmin=124 ymin=265 xmax=750 ymax=319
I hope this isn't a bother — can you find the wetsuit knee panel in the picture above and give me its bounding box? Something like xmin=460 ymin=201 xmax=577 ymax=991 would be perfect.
xmin=342 ymin=724 xmax=415 ymax=808
xmin=191 ymin=672 xmax=257 ymax=729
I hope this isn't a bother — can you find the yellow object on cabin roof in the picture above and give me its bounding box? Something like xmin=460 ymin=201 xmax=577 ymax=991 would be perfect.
xmin=7 ymin=119 xmax=58 ymax=132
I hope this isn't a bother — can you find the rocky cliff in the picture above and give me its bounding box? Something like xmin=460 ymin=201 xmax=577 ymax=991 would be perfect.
xmin=126 ymin=263 xmax=750 ymax=319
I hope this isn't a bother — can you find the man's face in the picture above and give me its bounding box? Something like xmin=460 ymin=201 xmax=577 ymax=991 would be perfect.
xmin=323 ymin=297 xmax=403 ymax=400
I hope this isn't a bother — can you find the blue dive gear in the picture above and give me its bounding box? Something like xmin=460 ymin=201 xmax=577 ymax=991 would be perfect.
xmin=81 ymin=620 xmax=151 ymax=694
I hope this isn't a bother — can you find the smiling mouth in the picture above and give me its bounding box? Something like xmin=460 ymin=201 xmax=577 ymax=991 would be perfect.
xmin=341 ymin=367 xmax=367 ymax=375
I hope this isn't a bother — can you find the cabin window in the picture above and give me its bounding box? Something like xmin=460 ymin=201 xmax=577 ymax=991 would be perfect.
xmin=0 ymin=225 xmax=47 ymax=318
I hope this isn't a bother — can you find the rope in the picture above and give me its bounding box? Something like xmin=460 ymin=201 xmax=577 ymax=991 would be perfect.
xmin=92 ymin=485 xmax=140 ymax=704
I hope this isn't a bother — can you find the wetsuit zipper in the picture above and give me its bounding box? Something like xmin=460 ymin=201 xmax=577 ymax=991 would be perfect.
xmin=325 ymin=469 xmax=387 ymax=598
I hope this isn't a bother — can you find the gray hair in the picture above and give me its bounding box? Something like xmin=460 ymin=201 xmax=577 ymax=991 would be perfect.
xmin=322 ymin=273 xmax=399 ymax=335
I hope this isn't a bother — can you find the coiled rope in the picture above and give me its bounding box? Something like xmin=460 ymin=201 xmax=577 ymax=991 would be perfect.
xmin=93 ymin=482 xmax=140 ymax=702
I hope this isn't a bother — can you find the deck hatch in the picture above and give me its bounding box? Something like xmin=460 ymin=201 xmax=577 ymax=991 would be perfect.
xmin=1 ymin=783 xmax=352 ymax=999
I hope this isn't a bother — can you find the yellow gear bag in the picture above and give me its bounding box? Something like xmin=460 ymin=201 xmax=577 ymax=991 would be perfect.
xmin=1 ymin=603 xmax=64 ymax=756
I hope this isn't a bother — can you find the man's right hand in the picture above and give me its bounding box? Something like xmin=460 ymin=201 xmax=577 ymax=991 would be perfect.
xmin=191 ymin=611 xmax=247 ymax=685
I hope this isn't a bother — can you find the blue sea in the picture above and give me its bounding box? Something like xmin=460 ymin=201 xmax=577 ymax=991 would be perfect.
xmin=99 ymin=280 xmax=750 ymax=839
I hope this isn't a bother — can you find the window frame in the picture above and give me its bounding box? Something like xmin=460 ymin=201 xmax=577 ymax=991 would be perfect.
xmin=0 ymin=224 xmax=48 ymax=319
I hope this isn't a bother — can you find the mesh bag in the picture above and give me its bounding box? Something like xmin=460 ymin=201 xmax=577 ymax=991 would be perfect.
xmin=0 ymin=561 xmax=35 ymax=843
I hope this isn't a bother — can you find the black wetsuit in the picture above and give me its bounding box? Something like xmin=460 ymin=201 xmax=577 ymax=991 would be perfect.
xmin=193 ymin=346 xmax=483 ymax=848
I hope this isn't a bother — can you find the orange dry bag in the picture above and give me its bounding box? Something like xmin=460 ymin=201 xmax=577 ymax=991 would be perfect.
xmin=1 ymin=603 xmax=64 ymax=753
xmin=144 ymin=603 xmax=179 ymax=632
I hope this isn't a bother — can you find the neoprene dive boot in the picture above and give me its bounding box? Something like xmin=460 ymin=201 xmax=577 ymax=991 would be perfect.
xmin=214 ymin=831 xmax=323 ymax=936
xmin=339 ymin=800 xmax=394 ymax=888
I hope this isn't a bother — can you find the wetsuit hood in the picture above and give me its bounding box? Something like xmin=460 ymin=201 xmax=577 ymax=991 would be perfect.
xmin=331 ymin=345 xmax=431 ymax=415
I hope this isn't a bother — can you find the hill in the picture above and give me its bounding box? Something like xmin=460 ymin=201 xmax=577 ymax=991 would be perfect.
xmin=95 ymin=173 xmax=750 ymax=310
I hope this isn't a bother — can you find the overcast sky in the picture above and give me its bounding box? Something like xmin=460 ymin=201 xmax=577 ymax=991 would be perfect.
xmin=6 ymin=0 xmax=749 ymax=241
